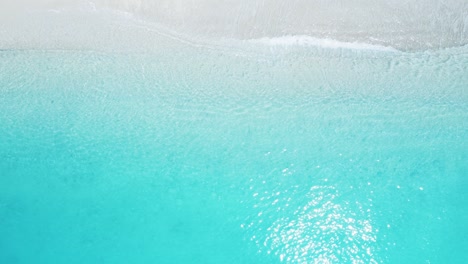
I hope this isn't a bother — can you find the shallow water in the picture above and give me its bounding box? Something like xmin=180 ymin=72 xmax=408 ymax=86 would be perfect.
xmin=0 ymin=44 xmax=467 ymax=263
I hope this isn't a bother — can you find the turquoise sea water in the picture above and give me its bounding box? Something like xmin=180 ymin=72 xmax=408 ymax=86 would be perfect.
xmin=0 ymin=44 xmax=467 ymax=263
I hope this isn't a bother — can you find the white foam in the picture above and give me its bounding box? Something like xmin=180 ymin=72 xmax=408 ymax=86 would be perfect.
xmin=249 ymin=35 xmax=399 ymax=52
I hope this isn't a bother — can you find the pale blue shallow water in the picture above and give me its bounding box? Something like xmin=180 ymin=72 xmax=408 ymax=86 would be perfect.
xmin=0 ymin=45 xmax=467 ymax=263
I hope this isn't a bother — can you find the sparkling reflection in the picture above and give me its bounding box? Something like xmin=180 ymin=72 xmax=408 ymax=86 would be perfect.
xmin=244 ymin=185 xmax=379 ymax=263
